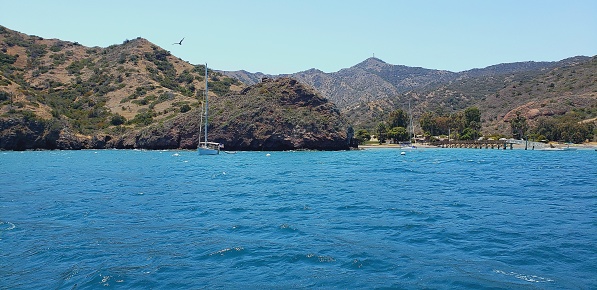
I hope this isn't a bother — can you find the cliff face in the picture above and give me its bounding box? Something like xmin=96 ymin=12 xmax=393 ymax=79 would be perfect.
xmin=114 ymin=78 xmax=351 ymax=151
xmin=209 ymin=78 xmax=351 ymax=151
xmin=0 ymin=117 xmax=53 ymax=150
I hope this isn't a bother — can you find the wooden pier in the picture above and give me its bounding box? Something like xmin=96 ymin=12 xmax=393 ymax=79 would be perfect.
xmin=431 ymin=140 xmax=515 ymax=149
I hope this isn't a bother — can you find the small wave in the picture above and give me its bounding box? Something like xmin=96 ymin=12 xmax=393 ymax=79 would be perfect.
xmin=279 ymin=223 xmax=292 ymax=229
xmin=342 ymin=257 xmax=394 ymax=271
xmin=58 ymin=264 xmax=80 ymax=284
xmin=209 ymin=246 xmax=244 ymax=257
xmin=0 ymin=221 xmax=16 ymax=231
xmin=494 ymin=269 xmax=554 ymax=283
xmin=292 ymin=253 xmax=336 ymax=264
xmin=279 ymin=223 xmax=301 ymax=233
xmin=307 ymin=253 xmax=336 ymax=263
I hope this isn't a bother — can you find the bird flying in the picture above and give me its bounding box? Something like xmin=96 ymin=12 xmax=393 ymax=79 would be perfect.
xmin=173 ymin=37 xmax=184 ymax=45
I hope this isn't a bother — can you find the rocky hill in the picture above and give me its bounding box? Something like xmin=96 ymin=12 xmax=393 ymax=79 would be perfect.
xmin=0 ymin=25 xmax=351 ymax=150
xmin=223 ymin=56 xmax=596 ymax=135
xmin=222 ymin=57 xmax=588 ymax=109
xmin=223 ymin=58 xmax=455 ymax=109
xmin=209 ymin=77 xmax=350 ymax=150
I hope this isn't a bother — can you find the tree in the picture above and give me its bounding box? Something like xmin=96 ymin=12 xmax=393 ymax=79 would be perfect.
xmin=534 ymin=117 xmax=558 ymax=141
xmin=387 ymin=127 xmax=409 ymax=142
xmin=419 ymin=111 xmax=438 ymax=136
xmin=457 ymin=107 xmax=482 ymax=140
xmin=388 ymin=109 xmax=409 ymax=128
xmin=460 ymin=127 xmax=477 ymax=140
xmin=464 ymin=106 xmax=481 ymax=128
xmin=435 ymin=116 xmax=451 ymax=136
xmin=355 ymin=129 xmax=371 ymax=145
xmin=510 ymin=111 xmax=528 ymax=139
xmin=376 ymin=122 xmax=388 ymax=144
xmin=530 ymin=114 xmax=594 ymax=143
xmin=558 ymin=121 xmax=593 ymax=143
xmin=449 ymin=112 xmax=465 ymax=139
xmin=110 ymin=114 xmax=126 ymax=126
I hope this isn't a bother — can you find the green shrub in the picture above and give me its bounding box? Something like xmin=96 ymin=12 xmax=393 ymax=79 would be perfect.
xmin=132 ymin=99 xmax=148 ymax=106
xmin=110 ymin=114 xmax=126 ymax=126
xmin=129 ymin=111 xmax=155 ymax=126
xmin=0 ymin=90 xmax=10 ymax=101
xmin=66 ymin=58 xmax=94 ymax=74
xmin=50 ymin=53 xmax=66 ymax=65
xmin=0 ymin=78 xmax=12 ymax=86
xmin=180 ymin=104 xmax=191 ymax=113
xmin=0 ymin=52 xmax=18 ymax=65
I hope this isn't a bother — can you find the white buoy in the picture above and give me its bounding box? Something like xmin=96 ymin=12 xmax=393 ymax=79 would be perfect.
xmin=266 ymin=153 xmax=271 ymax=157
xmin=400 ymin=151 xmax=406 ymax=155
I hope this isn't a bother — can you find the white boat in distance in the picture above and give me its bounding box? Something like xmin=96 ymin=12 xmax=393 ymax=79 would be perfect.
xmin=538 ymin=143 xmax=577 ymax=151
xmin=198 ymin=63 xmax=221 ymax=155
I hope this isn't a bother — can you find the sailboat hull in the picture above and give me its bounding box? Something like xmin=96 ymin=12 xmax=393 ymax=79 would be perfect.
xmin=198 ymin=147 xmax=219 ymax=155
xmin=198 ymin=142 xmax=221 ymax=155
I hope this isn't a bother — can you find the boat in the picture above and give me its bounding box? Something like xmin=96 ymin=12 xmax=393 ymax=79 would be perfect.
xmin=562 ymin=143 xmax=577 ymax=151
xmin=538 ymin=143 xmax=577 ymax=151
xmin=197 ymin=63 xmax=221 ymax=155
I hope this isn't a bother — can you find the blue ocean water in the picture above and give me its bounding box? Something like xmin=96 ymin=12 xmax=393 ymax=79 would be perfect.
xmin=1 ymin=148 xmax=596 ymax=289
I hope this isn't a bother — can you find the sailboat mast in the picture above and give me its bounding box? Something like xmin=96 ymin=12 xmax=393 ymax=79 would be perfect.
xmin=409 ymin=100 xmax=413 ymax=143
xmin=204 ymin=63 xmax=209 ymax=144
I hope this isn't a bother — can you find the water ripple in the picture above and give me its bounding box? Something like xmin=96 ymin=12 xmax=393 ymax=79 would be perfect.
xmin=1 ymin=149 xmax=595 ymax=289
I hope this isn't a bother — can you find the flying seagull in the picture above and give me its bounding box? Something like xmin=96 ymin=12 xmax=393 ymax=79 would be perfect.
xmin=173 ymin=37 xmax=184 ymax=45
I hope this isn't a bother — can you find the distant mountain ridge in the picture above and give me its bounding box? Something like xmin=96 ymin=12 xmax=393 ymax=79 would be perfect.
xmin=222 ymin=56 xmax=590 ymax=109
xmin=222 ymin=55 xmax=595 ymax=135
xmin=340 ymin=56 xmax=597 ymax=133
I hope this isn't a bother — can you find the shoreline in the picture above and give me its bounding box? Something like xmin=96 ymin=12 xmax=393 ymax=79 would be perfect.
xmin=359 ymin=143 xmax=597 ymax=150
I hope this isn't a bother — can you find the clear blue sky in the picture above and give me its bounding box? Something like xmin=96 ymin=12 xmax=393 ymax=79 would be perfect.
xmin=1 ymin=0 xmax=595 ymax=74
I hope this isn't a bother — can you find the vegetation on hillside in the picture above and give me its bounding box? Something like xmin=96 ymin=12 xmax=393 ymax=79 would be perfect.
xmin=343 ymin=56 xmax=597 ymax=143
xmin=0 ymin=25 xmax=243 ymax=148
xmin=1 ymin=24 xmax=595 ymax=149
xmin=514 ymin=110 xmax=595 ymax=143
xmin=207 ymin=78 xmax=350 ymax=150
xmin=0 ymin=26 xmax=351 ymax=150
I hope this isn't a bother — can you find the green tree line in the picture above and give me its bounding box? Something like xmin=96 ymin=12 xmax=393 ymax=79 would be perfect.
xmin=419 ymin=106 xmax=481 ymax=141
xmin=514 ymin=111 xmax=595 ymax=143
xmin=355 ymin=105 xmax=594 ymax=145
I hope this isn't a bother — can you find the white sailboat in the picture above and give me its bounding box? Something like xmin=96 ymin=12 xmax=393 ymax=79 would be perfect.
xmin=198 ymin=63 xmax=221 ymax=155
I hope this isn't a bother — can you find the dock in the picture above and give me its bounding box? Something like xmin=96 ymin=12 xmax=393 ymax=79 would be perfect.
xmin=431 ymin=140 xmax=515 ymax=149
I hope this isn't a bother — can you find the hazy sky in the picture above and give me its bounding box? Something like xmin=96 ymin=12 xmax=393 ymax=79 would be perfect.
xmin=1 ymin=0 xmax=595 ymax=74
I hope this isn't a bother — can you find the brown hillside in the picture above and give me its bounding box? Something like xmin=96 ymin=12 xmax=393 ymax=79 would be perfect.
xmin=340 ymin=57 xmax=597 ymax=136
xmin=209 ymin=77 xmax=350 ymax=150
xmin=0 ymin=25 xmax=351 ymax=150
xmin=0 ymin=26 xmax=241 ymax=122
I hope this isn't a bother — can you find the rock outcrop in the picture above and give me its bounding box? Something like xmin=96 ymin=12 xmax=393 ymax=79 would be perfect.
xmin=207 ymin=77 xmax=350 ymax=150
xmin=0 ymin=78 xmax=353 ymax=151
